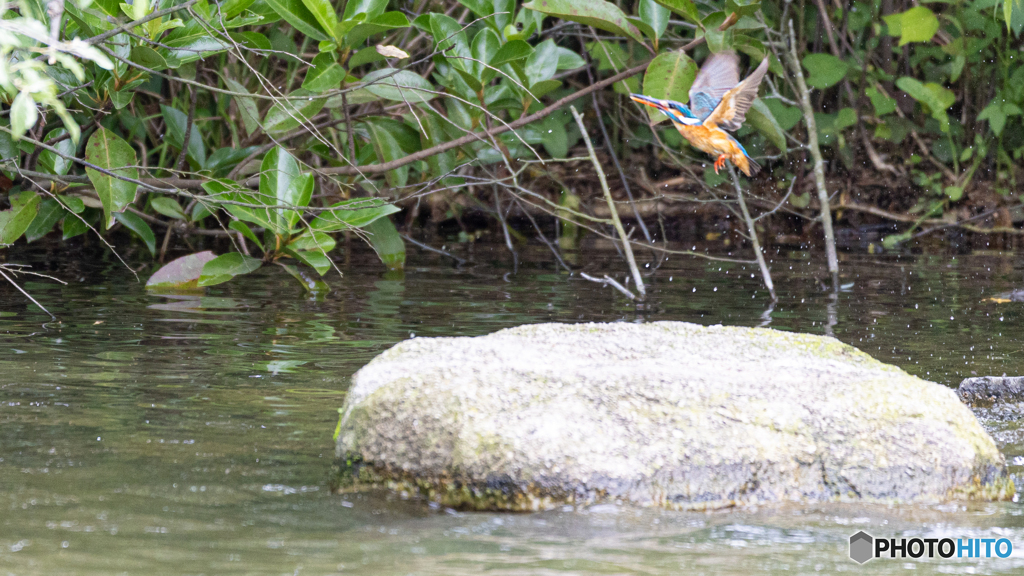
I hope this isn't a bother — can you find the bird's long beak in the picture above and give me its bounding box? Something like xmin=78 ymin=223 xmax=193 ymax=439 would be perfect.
xmin=629 ymin=94 xmax=670 ymax=112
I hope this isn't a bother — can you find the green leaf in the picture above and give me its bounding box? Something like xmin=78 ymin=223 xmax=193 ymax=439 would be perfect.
xmin=653 ymin=0 xmax=699 ymax=23
xmin=554 ymin=46 xmax=586 ymax=70
xmin=472 ymin=28 xmax=501 ymax=80
xmin=361 ymin=68 xmax=436 ymax=102
xmin=418 ymin=109 xmax=462 ymax=186
xmin=303 ymin=53 xmax=346 ymax=93
xmin=639 ymin=0 xmax=671 ymax=40
xmin=526 ymin=38 xmax=560 ymax=87
xmin=288 ymin=230 xmax=336 ymax=252
xmin=345 ymin=11 xmax=410 ymax=47
xmin=342 ymin=0 xmax=388 ymax=20
xmin=429 ymin=13 xmax=471 ymax=71
xmin=1006 ymin=0 xmax=1024 ymax=33
xmin=978 ymin=100 xmax=1012 ymax=136
xmin=0 ymin=191 xmax=40 ymax=245
xmin=366 ymin=120 xmax=408 ymax=188
xmin=224 ymin=78 xmax=261 ymax=136
xmin=490 ymin=40 xmax=534 ymax=68
xmin=113 ymin=211 xmax=156 ymax=256
xmin=802 ymin=54 xmax=848 ymax=89
xmin=866 ymin=86 xmax=897 ymax=116
xmin=311 ymin=198 xmax=399 ymax=231
xmin=284 ymin=247 xmax=333 ymax=275
xmin=131 ymin=46 xmax=171 ymax=71
xmin=746 ymin=99 xmax=787 ymax=152
xmin=834 ymin=107 xmax=858 ymax=131
xmin=262 ymin=0 xmax=330 ymax=41
xmin=229 ymin=220 xmax=265 ymax=251
xmin=24 ymin=198 xmax=64 ymax=242
xmin=259 ymin=147 xmax=306 ymax=230
xmin=204 ymin=180 xmax=279 ymax=233
xmin=301 ymin=0 xmax=339 ymax=40
xmin=84 ymin=127 xmax=139 ymax=228
xmin=38 ymin=129 xmax=75 ymax=176
xmin=62 ymin=196 xmax=86 ymax=214
xmin=279 ymin=263 xmax=331 ymax=292
xmin=161 ymin=104 xmax=207 ymax=167
xmin=222 ymin=0 xmax=257 ymax=18
xmin=229 ymin=31 xmax=273 ymax=51
xmin=262 ymin=89 xmax=327 ymax=135
xmin=62 ymin=212 xmax=91 ymax=240
xmin=896 ymin=77 xmax=954 ymax=132
xmin=198 ymin=252 xmax=264 ymax=287
xmin=641 ymin=50 xmax=697 ymax=123
xmin=363 ymin=216 xmax=405 ymax=270
xmin=538 ymin=115 xmax=568 ymax=158
xmin=10 ymin=92 xmax=38 ymax=140
xmin=162 ymin=35 xmax=232 ymax=64
xmin=522 ymin=0 xmax=647 ymax=46
xmin=146 ymin=251 xmax=220 ymax=290
xmin=151 ymin=197 xmax=188 ymax=220
xmin=883 ymin=6 xmax=939 ymax=46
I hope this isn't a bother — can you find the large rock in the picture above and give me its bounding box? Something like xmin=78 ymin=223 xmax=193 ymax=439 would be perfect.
xmin=334 ymin=322 xmax=1011 ymax=510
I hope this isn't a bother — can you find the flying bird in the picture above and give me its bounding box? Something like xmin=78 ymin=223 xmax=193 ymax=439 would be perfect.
xmin=631 ymin=53 xmax=770 ymax=177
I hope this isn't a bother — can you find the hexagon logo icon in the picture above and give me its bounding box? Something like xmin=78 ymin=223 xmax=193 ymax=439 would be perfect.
xmin=849 ymin=531 xmax=874 ymax=564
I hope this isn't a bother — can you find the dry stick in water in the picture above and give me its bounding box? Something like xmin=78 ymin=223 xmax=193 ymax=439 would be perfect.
xmin=570 ymin=105 xmax=646 ymax=300
xmin=727 ymin=164 xmax=777 ymax=301
xmin=786 ymin=20 xmax=839 ymax=282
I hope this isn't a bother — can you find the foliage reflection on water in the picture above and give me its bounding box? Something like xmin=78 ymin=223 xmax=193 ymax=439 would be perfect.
xmin=2 ymin=244 xmax=1024 ymax=575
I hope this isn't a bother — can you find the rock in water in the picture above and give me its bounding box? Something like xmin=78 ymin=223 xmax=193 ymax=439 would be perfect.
xmin=959 ymin=376 xmax=1024 ymax=405
xmin=334 ymin=322 xmax=1011 ymax=510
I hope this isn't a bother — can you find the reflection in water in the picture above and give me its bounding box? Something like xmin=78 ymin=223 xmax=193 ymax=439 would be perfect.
xmin=1 ymin=244 xmax=1024 ymax=575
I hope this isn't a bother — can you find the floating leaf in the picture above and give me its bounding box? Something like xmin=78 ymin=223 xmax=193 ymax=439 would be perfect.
xmin=146 ymin=250 xmax=218 ymax=290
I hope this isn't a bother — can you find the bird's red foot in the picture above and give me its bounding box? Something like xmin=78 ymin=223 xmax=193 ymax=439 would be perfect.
xmin=713 ymin=155 xmax=727 ymax=173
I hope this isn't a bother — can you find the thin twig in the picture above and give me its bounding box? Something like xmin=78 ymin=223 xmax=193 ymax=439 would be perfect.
xmin=579 ymin=272 xmax=636 ymax=300
xmin=570 ymin=105 xmax=645 ymax=299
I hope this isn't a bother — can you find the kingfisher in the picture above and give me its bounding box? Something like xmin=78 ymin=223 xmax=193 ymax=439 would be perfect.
xmin=631 ymin=52 xmax=770 ymax=176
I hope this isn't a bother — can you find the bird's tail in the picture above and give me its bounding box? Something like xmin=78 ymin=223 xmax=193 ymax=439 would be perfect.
xmin=739 ymin=156 xmax=761 ymax=177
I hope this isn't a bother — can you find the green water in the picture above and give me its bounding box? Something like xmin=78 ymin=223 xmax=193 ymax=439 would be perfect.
xmin=3 ymin=244 xmax=1024 ymax=575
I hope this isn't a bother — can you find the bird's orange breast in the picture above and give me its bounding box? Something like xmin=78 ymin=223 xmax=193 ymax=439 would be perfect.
xmin=674 ymin=124 xmax=743 ymax=157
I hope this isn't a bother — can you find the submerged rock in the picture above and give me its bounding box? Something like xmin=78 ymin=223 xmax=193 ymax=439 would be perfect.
xmin=959 ymin=376 xmax=1024 ymax=405
xmin=334 ymin=322 xmax=1011 ymax=510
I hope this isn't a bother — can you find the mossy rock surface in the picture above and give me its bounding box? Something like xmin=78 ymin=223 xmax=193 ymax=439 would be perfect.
xmin=335 ymin=322 xmax=1011 ymax=510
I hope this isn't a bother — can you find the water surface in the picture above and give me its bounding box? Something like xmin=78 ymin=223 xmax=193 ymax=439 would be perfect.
xmin=2 ymin=243 xmax=1024 ymax=574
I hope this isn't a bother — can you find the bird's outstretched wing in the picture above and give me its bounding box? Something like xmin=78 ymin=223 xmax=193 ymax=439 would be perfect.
xmin=705 ymin=57 xmax=770 ymax=131
xmin=688 ymin=52 xmax=740 ymax=119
